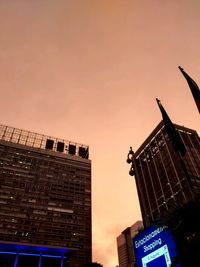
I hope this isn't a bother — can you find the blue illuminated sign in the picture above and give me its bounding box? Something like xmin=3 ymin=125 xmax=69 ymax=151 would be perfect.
xmin=133 ymin=225 xmax=181 ymax=267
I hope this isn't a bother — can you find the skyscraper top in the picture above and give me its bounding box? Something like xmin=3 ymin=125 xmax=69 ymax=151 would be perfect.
xmin=134 ymin=121 xmax=198 ymax=158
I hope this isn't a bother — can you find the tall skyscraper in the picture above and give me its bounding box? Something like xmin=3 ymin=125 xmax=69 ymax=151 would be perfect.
xmin=0 ymin=125 xmax=91 ymax=267
xmin=131 ymin=121 xmax=200 ymax=227
xmin=117 ymin=221 xmax=143 ymax=267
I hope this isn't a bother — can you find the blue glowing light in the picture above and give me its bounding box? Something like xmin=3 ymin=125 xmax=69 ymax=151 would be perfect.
xmin=0 ymin=242 xmax=70 ymax=261
xmin=0 ymin=251 xmax=66 ymax=259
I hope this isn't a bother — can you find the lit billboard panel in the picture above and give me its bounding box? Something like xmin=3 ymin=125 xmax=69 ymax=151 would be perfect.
xmin=133 ymin=225 xmax=181 ymax=267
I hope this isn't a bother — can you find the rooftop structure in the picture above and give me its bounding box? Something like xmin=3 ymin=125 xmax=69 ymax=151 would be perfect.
xmin=0 ymin=125 xmax=89 ymax=159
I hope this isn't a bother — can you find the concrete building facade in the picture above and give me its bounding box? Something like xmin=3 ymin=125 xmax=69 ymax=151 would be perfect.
xmin=133 ymin=121 xmax=200 ymax=227
xmin=0 ymin=125 xmax=91 ymax=267
xmin=117 ymin=221 xmax=143 ymax=267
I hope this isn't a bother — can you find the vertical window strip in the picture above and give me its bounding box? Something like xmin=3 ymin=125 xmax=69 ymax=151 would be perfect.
xmin=161 ymin=129 xmax=187 ymax=202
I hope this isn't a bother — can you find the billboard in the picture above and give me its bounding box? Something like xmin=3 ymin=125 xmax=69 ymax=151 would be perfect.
xmin=133 ymin=225 xmax=181 ymax=267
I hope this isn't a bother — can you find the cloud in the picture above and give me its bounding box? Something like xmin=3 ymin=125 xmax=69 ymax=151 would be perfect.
xmin=93 ymin=224 xmax=123 ymax=267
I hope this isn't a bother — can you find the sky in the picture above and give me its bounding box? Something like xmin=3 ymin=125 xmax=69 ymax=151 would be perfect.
xmin=0 ymin=0 xmax=199 ymax=266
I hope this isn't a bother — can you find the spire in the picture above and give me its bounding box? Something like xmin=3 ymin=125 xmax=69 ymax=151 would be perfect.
xmin=156 ymin=98 xmax=186 ymax=156
xmin=178 ymin=66 xmax=200 ymax=113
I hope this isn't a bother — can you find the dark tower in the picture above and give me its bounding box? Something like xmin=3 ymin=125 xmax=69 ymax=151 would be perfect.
xmin=129 ymin=121 xmax=200 ymax=227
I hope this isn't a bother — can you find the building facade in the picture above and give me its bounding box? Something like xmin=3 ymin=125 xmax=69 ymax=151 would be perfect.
xmin=132 ymin=121 xmax=200 ymax=227
xmin=117 ymin=221 xmax=143 ymax=267
xmin=0 ymin=125 xmax=91 ymax=267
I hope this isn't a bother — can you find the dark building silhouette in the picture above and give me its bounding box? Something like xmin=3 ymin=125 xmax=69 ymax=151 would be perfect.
xmin=117 ymin=221 xmax=143 ymax=267
xmin=0 ymin=125 xmax=91 ymax=267
xmin=132 ymin=121 xmax=200 ymax=227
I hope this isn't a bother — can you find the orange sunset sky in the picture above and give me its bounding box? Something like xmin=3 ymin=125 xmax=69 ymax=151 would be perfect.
xmin=0 ymin=1 xmax=199 ymax=266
